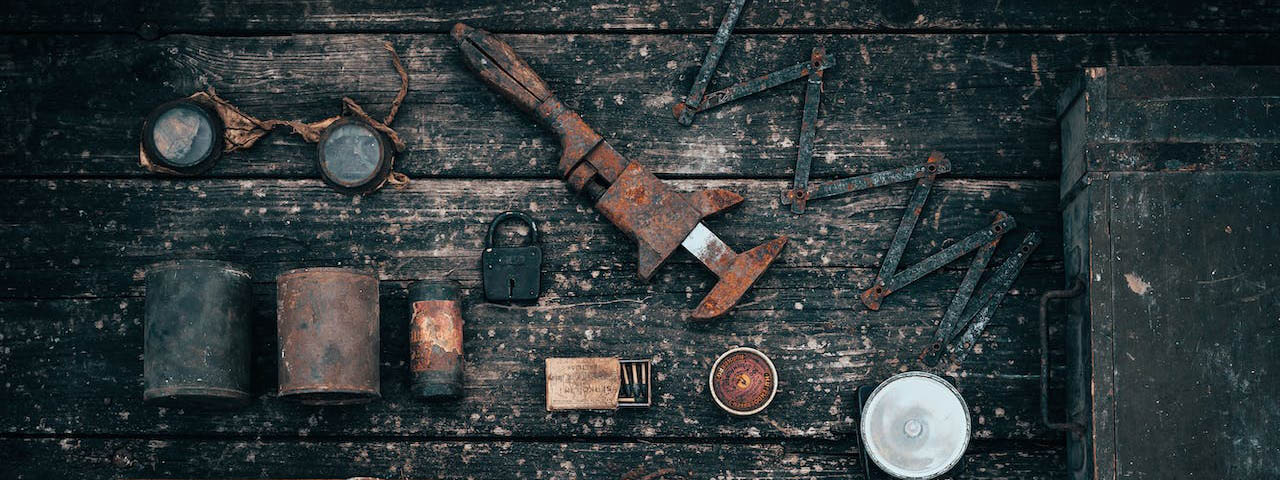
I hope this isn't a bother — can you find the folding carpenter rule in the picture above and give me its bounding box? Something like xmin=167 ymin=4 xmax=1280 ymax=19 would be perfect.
xmin=672 ymin=0 xmax=833 ymax=128
xmin=853 ymin=161 xmax=1040 ymax=366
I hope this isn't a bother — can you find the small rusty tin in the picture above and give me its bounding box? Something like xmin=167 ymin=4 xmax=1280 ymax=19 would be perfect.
xmin=709 ymin=346 xmax=777 ymax=416
xmin=408 ymin=280 xmax=465 ymax=399
xmin=276 ymin=267 xmax=381 ymax=405
xmin=143 ymin=260 xmax=253 ymax=408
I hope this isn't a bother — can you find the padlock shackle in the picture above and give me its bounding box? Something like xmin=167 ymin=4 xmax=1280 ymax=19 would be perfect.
xmin=485 ymin=211 xmax=539 ymax=248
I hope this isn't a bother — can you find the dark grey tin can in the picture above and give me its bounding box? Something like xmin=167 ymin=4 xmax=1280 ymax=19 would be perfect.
xmin=143 ymin=260 xmax=253 ymax=408
xmin=276 ymin=267 xmax=381 ymax=405
xmin=408 ymin=280 xmax=464 ymax=399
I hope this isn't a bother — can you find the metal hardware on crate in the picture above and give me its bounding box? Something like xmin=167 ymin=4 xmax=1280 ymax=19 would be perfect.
xmin=859 ymin=157 xmax=1019 ymax=311
xmin=481 ymin=211 xmax=543 ymax=302
xmin=919 ymin=231 xmax=1042 ymax=367
xmin=1038 ymin=278 xmax=1087 ymax=434
xmin=454 ymin=23 xmax=786 ymax=319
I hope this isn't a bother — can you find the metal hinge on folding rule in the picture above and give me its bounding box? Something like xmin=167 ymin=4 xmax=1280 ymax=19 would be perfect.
xmin=673 ymin=0 xmax=832 ymax=127
xmin=859 ymin=176 xmax=1025 ymax=310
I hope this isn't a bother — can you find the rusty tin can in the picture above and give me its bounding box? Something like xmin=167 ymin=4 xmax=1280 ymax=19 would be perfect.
xmin=709 ymin=346 xmax=778 ymax=416
xmin=143 ymin=260 xmax=253 ymax=408
xmin=276 ymin=267 xmax=381 ymax=405
xmin=408 ymin=280 xmax=465 ymax=399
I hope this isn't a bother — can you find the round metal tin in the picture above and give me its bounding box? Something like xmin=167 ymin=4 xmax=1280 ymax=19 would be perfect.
xmin=276 ymin=267 xmax=381 ymax=406
xmin=860 ymin=371 xmax=970 ymax=480
xmin=316 ymin=118 xmax=394 ymax=194
xmin=143 ymin=259 xmax=252 ymax=409
xmin=141 ymin=99 xmax=225 ymax=175
xmin=709 ymin=346 xmax=777 ymax=416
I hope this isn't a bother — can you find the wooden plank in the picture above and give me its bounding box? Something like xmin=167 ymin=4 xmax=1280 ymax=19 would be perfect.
xmin=4 ymin=34 xmax=1279 ymax=180
xmin=0 ymin=174 xmax=1067 ymax=442
xmin=6 ymin=0 xmax=1280 ymax=34
xmin=0 ymin=177 xmax=1061 ymax=298
xmin=0 ymin=261 xmax=1068 ymax=440
xmin=0 ymin=437 xmax=1065 ymax=480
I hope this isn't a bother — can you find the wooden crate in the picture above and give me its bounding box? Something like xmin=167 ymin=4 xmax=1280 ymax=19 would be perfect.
xmin=1057 ymin=66 xmax=1279 ymax=479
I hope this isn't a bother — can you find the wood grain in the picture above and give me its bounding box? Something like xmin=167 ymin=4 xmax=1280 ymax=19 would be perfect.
xmin=4 ymin=33 xmax=1279 ymax=179
xmin=0 ymin=437 xmax=1065 ymax=479
xmin=0 ymin=177 xmax=1061 ymax=298
xmin=7 ymin=0 xmax=1280 ymax=34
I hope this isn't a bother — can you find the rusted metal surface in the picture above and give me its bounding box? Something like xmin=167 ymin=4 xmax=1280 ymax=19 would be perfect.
xmin=860 ymin=154 xmax=1020 ymax=310
xmin=143 ymin=260 xmax=252 ymax=409
xmin=276 ymin=267 xmax=381 ymax=406
xmin=453 ymin=23 xmax=786 ymax=319
xmin=783 ymin=154 xmax=953 ymax=213
xmin=709 ymin=347 xmax=777 ymax=416
xmin=1038 ymin=278 xmax=1086 ymax=435
xmin=921 ymin=232 xmax=1041 ymax=366
xmin=672 ymin=0 xmax=746 ymax=126
xmin=863 ymin=212 xmax=1016 ymax=310
xmin=788 ymin=48 xmax=826 ymax=214
xmin=668 ymin=0 xmax=836 ymax=145
xmin=689 ymin=54 xmax=832 ymax=122
xmin=408 ymin=280 xmax=464 ymax=400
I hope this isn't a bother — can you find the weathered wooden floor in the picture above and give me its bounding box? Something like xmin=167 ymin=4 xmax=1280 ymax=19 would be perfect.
xmin=2 ymin=1 xmax=1278 ymax=478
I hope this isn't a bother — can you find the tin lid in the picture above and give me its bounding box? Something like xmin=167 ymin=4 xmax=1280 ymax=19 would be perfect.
xmin=145 ymin=259 xmax=251 ymax=279
xmin=141 ymin=98 xmax=225 ymax=175
xmin=276 ymin=266 xmax=378 ymax=281
xmin=316 ymin=118 xmax=394 ymax=195
xmin=409 ymin=279 xmax=461 ymax=302
xmin=709 ymin=346 xmax=777 ymax=416
xmin=860 ymin=371 xmax=970 ymax=479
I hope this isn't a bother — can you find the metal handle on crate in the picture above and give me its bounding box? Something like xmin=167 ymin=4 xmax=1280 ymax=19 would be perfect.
xmin=1039 ymin=277 xmax=1087 ymax=434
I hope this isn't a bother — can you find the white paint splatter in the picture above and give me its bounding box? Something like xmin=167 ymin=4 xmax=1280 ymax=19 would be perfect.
xmin=1125 ymin=273 xmax=1151 ymax=295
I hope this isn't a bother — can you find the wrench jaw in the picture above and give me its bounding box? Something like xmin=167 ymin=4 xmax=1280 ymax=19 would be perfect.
xmin=691 ymin=235 xmax=789 ymax=319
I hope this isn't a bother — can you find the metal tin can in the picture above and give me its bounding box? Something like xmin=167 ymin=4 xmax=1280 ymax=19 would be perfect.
xmin=408 ymin=280 xmax=464 ymax=399
xmin=860 ymin=371 xmax=970 ymax=479
xmin=276 ymin=267 xmax=381 ymax=405
xmin=143 ymin=260 xmax=252 ymax=408
xmin=709 ymin=346 xmax=777 ymax=416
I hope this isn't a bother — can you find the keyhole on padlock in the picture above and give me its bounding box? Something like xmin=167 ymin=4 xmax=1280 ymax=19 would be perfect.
xmin=508 ymin=278 xmax=515 ymax=298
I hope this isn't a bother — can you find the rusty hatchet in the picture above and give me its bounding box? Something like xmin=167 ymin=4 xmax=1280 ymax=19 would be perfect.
xmin=453 ymin=23 xmax=787 ymax=319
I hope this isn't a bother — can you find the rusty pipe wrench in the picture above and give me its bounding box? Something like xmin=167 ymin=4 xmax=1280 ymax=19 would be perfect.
xmin=453 ymin=23 xmax=788 ymax=319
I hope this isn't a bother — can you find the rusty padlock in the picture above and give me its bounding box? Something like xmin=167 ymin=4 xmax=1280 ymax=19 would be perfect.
xmin=481 ymin=211 xmax=543 ymax=302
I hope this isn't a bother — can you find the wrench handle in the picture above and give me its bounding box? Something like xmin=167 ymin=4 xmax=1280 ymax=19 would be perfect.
xmin=453 ymin=23 xmax=555 ymax=117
